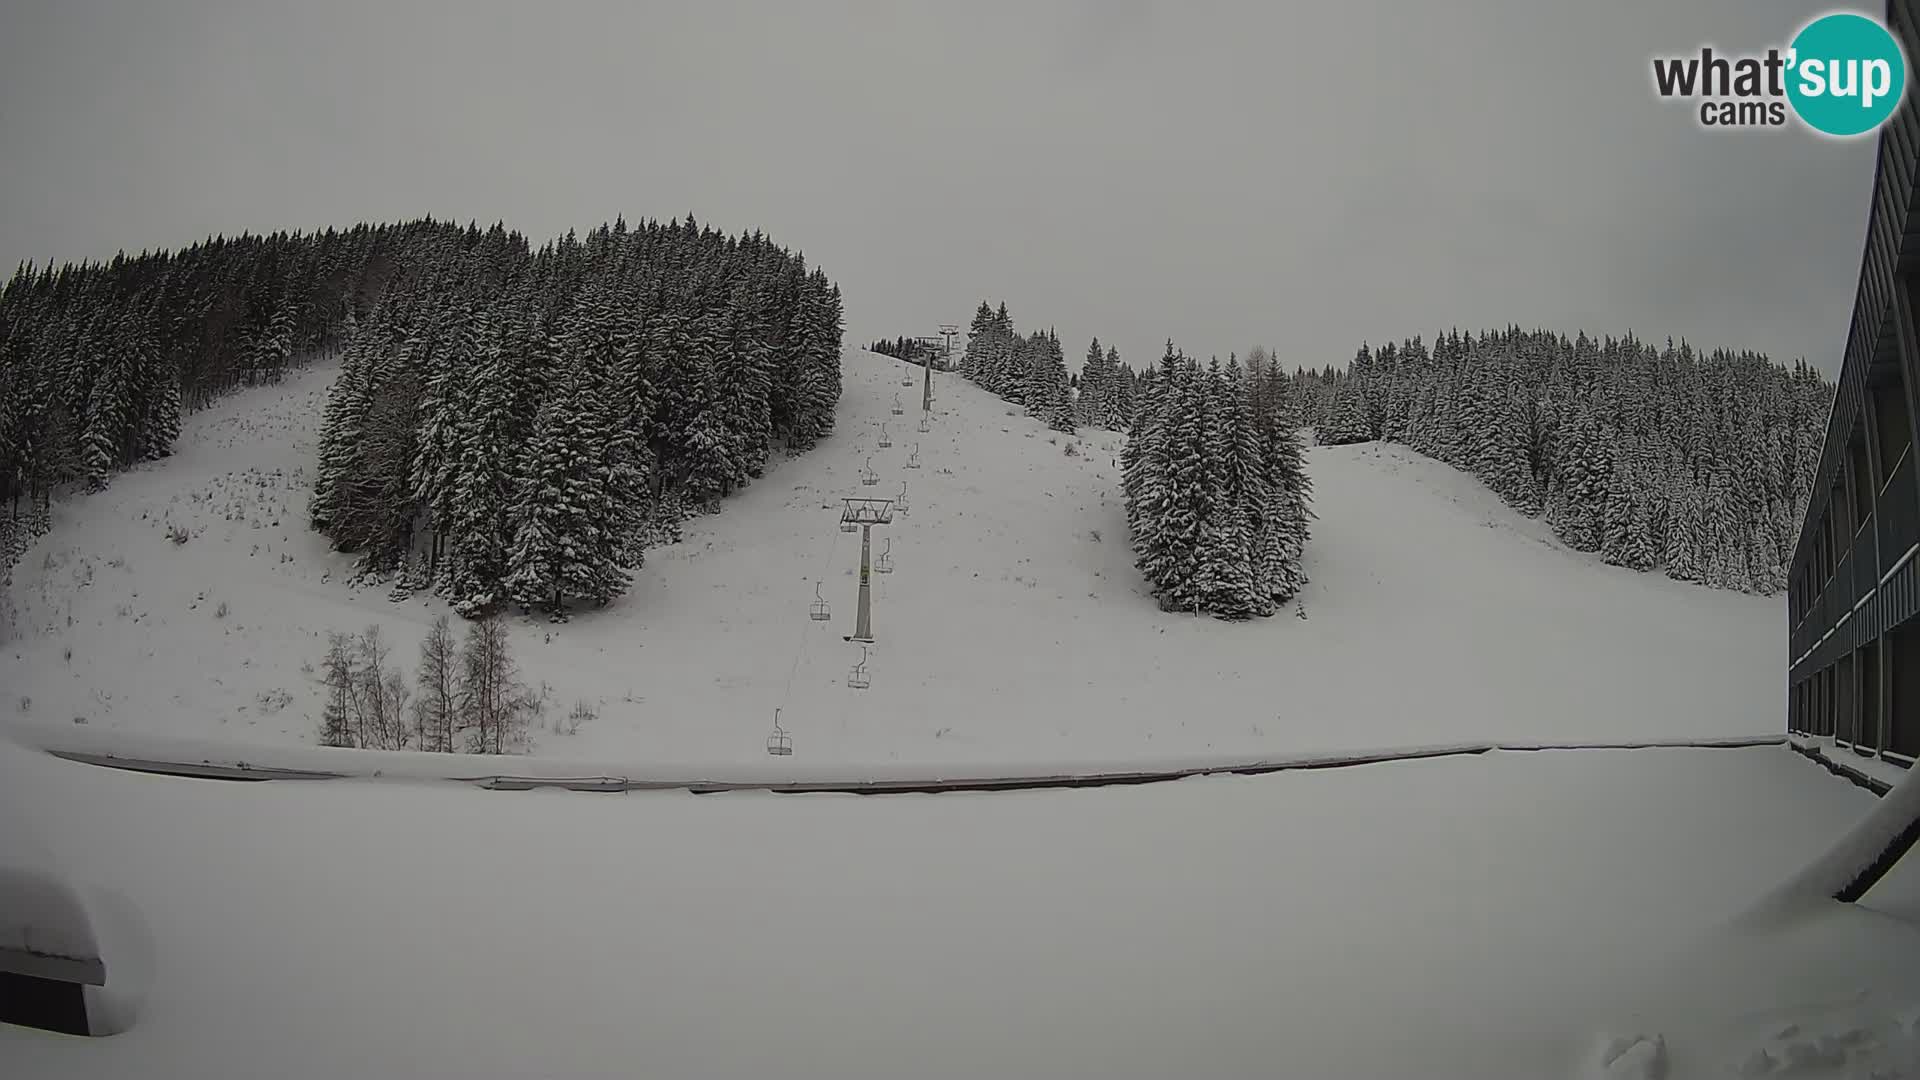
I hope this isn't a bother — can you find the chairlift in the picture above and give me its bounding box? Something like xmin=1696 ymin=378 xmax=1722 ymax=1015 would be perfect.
xmin=809 ymin=581 xmax=831 ymax=621
xmin=847 ymin=646 xmax=871 ymax=690
xmin=917 ymin=414 xmax=931 ymax=433
xmin=876 ymin=537 xmax=894 ymax=575
xmin=861 ymin=456 xmax=879 ymax=486
xmin=895 ymin=480 xmax=910 ymax=515
xmin=905 ymin=443 xmax=921 ymax=469
xmin=878 ymin=422 xmax=892 ymax=449
xmin=891 ymin=394 xmax=905 ymax=416
xmin=766 ymin=708 xmax=793 ymax=756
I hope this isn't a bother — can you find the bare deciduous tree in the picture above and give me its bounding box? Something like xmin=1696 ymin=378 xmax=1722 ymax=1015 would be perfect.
xmin=319 ymin=631 xmax=357 ymax=748
xmin=413 ymin=614 xmax=458 ymax=753
xmin=459 ymin=616 xmax=530 ymax=755
xmin=354 ymin=625 xmax=411 ymax=750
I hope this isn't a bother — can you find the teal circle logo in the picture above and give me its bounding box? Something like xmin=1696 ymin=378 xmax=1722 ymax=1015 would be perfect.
xmin=1786 ymin=12 xmax=1907 ymax=136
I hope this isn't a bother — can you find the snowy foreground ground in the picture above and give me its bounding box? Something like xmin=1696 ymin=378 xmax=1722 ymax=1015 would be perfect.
xmin=3 ymin=739 xmax=1918 ymax=1079
xmin=0 ymin=349 xmax=1782 ymax=766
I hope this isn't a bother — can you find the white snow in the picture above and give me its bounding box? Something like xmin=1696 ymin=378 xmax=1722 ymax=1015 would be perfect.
xmin=1585 ymin=1033 xmax=1668 ymax=1079
xmin=0 ymin=349 xmax=1785 ymax=767
xmin=1749 ymin=759 xmax=1920 ymax=917
xmin=0 ymin=721 xmax=1783 ymax=789
xmin=2 ymin=740 xmax=1916 ymax=1078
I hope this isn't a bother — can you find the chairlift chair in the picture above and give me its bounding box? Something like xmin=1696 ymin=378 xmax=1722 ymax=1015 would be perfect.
xmin=878 ymin=422 xmax=892 ymax=448
xmin=891 ymin=394 xmax=905 ymax=416
xmin=766 ymin=708 xmax=793 ymax=756
xmin=895 ymin=481 xmax=910 ymax=515
xmin=876 ymin=537 xmax=894 ymax=575
xmin=809 ymin=581 xmax=831 ymax=621
xmin=847 ymin=646 xmax=871 ymax=690
xmin=917 ymin=414 xmax=931 ymax=433
xmin=905 ymin=443 xmax=921 ymax=469
xmin=861 ymin=456 xmax=879 ymax=486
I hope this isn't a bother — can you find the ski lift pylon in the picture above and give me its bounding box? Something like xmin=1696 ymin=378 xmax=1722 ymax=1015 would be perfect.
xmin=876 ymin=537 xmax=893 ymax=575
xmin=766 ymin=708 xmax=793 ymax=756
xmin=809 ymin=581 xmax=831 ymax=621
xmin=847 ymin=646 xmax=871 ymax=690
xmin=861 ymin=456 xmax=879 ymax=486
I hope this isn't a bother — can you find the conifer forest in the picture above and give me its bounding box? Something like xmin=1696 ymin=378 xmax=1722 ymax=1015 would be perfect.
xmin=1293 ymin=330 xmax=1831 ymax=594
xmin=0 ymin=217 xmax=845 ymax=617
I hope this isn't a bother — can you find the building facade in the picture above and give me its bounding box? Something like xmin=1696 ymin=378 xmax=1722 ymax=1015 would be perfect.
xmin=1785 ymin=0 xmax=1920 ymax=765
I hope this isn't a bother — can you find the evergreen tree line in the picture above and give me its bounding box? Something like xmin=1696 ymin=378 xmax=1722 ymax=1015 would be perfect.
xmin=1123 ymin=344 xmax=1313 ymax=618
xmin=1296 ymin=328 xmax=1833 ymax=594
xmin=869 ymin=336 xmax=939 ymax=364
xmin=958 ymin=301 xmax=1093 ymax=433
xmin=307 ymin=215 xmax=844 ymax=619
xmin=319 ymin=614 xmax=550 ymax=755
xmin=1073 ymin=335 xmax=1139 ymax=430
xmin=0 ymin=222 xmax=427 ymax=576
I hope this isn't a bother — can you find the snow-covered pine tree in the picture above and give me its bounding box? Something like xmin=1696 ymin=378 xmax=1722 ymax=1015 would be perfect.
xmin=1034 ymin=330 xmax=1074 ymax=432
xmin=79 ymin=323 xmax=138 ymax=489
xmin=1319 ymin=374 xmax=1372 ymax=445
xmin=1125 ymin=344 xmax=1181 ymax=604
xmin=503 ymin=331 xmax=636 ymax=617
xmin=1077 ymin=337 xmax=1107 ymax=427
xmin=1258 ymin=379 xmax=1313 ymax=605
xmin=1206 ymin=356 xmax=1263 ymax=618
xmin=961 ymin=301 xmax=994 ymax=382
xmin=1103 ymin=347 xmax=1129 ymax=428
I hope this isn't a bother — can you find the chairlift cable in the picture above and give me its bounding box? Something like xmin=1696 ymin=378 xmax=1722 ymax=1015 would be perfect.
xmin=777 ymin=514 xmax=844 ymax=724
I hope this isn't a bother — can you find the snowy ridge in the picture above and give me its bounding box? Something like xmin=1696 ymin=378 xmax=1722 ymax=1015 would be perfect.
xmin=11 ymin=720 xmax=1785 ymax=792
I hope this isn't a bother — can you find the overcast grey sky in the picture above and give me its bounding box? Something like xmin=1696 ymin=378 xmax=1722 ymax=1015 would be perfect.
xmin=0 ymin=1 xmax=1880 ymax=375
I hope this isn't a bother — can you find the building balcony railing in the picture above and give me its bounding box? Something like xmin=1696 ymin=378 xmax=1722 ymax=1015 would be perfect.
xmin=1884 ymin=451 xmax=1919 ymax=578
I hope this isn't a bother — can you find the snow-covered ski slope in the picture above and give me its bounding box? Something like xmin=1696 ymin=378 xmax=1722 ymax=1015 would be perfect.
xmin=0 ymin=349 xmax=1783 ymax=767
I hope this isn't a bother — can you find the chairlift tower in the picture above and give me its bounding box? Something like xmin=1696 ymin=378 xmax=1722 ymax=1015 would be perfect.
xmin=939 ymin=323 xmax=959 ymax=363
xmin=921 ymin=345 xmax=935 ymax=413
xmin=840 ymin=497 xmax=894 ymax=643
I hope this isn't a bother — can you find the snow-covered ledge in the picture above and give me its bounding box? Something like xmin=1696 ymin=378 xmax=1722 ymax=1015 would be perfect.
xmin=1789 ymin=734 xmax=1911 ymax=796
xmin=0 ymin=832 xmax=107 ymax=1036
xmin=5 ymin=720 xmax=1788 ymax=793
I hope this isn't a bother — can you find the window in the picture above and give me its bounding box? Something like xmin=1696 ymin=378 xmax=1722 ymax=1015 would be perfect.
xmin=1849 ymin=431 xmax=1874 ymax=528
xmin=1892 ymin=616 xmax=1920 ymax=759
xmin=1872 ymin=371 xmax=1913 ymax=491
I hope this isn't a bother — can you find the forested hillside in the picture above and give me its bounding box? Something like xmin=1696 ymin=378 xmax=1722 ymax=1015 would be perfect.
xmin=0 ymin=217 xmax=844 ymax=617
xmin=1294 ymin=329 xmax=1832 ymax=593
xmin=958 ymin=301 xmax=1118 ymax=433
xmin=310 ymin=218 xmax=842 ymax=617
